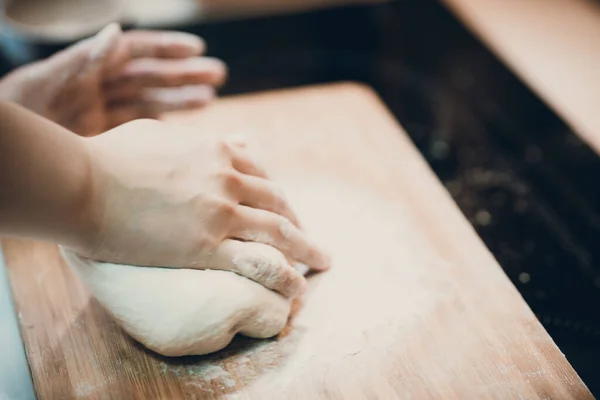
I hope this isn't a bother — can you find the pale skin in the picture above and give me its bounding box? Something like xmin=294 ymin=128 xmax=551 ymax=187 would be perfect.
xmin=0 ymin=23 xmax=227 ymax=136
xmin=0 ymin=26 xmax=330 ymax=298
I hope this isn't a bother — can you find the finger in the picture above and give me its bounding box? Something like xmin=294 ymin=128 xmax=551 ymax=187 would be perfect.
xmin=104 ymin=57 xmax=227 ymax=94
xmin=236 ymin=174 xmax=300 ymax=227
xmin=227 ymin=143 xmax=268 ymax=178
xmin=43 ymin=23 xmax=121 ymax=83
xmin=143 ymin=85 xmax=216 ymax=110
xmin=122 ymin=30 xmax=206 ymax=59
xmin=209 ymin=239 xmax=307 ymax=298
xmin=85 ymin=23 xmax=123 ymax=70
xmin=105 ymin=88 xmax=214 ymax=128
xmin=225 ymin=134 xmax=248 ymax=148
xmin=231 ymin=206 xmax=331 ymax=271
xmin=108 ymin=84 xmax=215 ymax=110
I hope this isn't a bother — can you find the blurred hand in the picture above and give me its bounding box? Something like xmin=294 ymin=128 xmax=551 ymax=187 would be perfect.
xmin=0 ymin=24 xmax=226 ymax=136
xmin=79 ymin=119 xmax=331 ymax=297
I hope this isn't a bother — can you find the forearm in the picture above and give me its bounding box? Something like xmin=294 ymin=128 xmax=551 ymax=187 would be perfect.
xmin=0 ymin=101 xmax=96 ymax=248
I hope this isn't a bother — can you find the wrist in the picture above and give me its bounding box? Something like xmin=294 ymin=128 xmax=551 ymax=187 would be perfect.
xmin=61 ymin=137 xmax=107 ymax=255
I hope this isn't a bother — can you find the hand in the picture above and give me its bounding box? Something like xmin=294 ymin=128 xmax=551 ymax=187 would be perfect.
xmin=78 ymin=119 xmax=330 ymax=298
xmin=0 ymin=24 xmax=226 ymax=136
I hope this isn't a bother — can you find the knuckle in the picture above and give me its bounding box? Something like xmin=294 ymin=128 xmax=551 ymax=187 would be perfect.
xmin=253 ymin=256 xmax=288 ymax=288
xmin=249 ymin=157 xmax=267 ymax=174
xmin=276 ymin=215 xmax=295 ymax=241
xmin=192 ymin=195 xmax=236 ymax=219
xmin=194 ymin=233 xmax=216 ymax=253
xmin=222 ymin=169 xmax=243 ymax=191
xmin=278 ymin=268 xmax=304 ymax=297
xmin=217 ymin=138 xmax=233 ymax=154
xmin=266 ymin=217 xmax=287 ymax=244
xmin=190 ymin=193 xmax=210 ymax=210
xmin=217 ymin=199 xmax=237 ymax=217
xmin=266 ymin=184 xmax=285 ymax=210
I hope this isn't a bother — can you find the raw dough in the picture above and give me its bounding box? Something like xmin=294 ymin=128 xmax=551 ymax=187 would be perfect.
xmin=61 ymin=177 xmax=439 ymax=360
xmin=61 ymin=251 xmax=291 ymax=357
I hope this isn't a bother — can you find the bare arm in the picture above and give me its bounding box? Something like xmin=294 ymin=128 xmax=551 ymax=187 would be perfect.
xmin=0 ymin=101 xmax=96 ymax=248
xmin=0 ymin=101 xmax=329 ymax=297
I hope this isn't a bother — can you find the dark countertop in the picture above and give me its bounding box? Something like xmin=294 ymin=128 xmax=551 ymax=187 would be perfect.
xmin=1 ymin=0 xmax=599 ymax=396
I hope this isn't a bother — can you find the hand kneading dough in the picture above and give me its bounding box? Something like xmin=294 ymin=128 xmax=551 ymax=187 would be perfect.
xmin=61 ymin=250 xmax=291 ymax=357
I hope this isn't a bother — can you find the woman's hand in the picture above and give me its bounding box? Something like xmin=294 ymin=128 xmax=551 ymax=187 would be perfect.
xmin=79 ymin=119 xmax=330 ymax=297
xmin=0 ymin=24 xmax=226 ymax=136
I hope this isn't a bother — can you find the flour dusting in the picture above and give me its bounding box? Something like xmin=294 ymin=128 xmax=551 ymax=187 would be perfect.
xmin=75 ymin=382 xmax=96 ymax=397
xmin=199 ymin=177 xmax=450 ymax=397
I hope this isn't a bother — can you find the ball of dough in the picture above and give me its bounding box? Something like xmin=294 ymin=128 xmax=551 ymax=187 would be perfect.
xmin=62 ymin=250 xmax=291 ymax=357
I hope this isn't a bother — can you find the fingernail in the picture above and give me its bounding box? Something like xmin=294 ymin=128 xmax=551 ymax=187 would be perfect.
xmin=293 ymin=262 xmax=310 ymax=276
xmin=160 ymin=33 xmax=205 ymax=53
xmin=316 ymin=250 xmax=332 ymax=270
xmin=89 ymin=23 xmax=121 ymax=63
xmin=184 ymin=57 xmax=227 ymax=72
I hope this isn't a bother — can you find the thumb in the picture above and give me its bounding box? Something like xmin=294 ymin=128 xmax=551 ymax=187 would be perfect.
xmin=86 ymin=23 xmax=122 ymax=68
xmin=45 ymin=23 xmax=122 ymax=80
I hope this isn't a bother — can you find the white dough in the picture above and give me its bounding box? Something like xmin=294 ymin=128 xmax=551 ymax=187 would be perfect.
xmin=62 ymin=251 xmax=291 ymax=357
xmin=61 ymin=177 xmax=440 ymax=361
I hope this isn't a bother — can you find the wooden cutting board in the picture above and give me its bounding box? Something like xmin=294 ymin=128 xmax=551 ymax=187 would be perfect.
xmin=442 ymin=0 xmax=600 ymax=154
xmin=2 ymin=83 xmax=591 ymax=399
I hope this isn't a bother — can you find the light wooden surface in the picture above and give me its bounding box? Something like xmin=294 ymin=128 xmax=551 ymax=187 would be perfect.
xmin=3 ymin=83 xmax=591 ymax=399
xmin=442 ymin=0 xmax=600 ymax=154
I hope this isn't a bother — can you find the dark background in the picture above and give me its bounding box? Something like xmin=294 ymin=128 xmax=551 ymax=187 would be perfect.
xmin=2 ymin=0 xmax=599 ymax=394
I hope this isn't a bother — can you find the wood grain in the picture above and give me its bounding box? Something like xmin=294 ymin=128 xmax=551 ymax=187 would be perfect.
xmin=442 ymin=0 xmax=600 ymax=154
xmin=3 ymin=83 xmax=592 ymax=399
